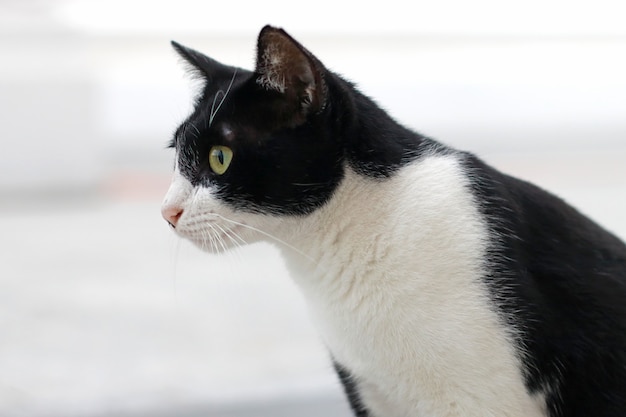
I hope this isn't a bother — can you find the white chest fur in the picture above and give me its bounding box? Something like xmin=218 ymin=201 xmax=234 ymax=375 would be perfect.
xmin=280 ymin=155 xmax=547 ymax=417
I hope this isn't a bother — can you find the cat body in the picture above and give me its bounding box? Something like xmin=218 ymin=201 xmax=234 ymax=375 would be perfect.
xmin=279 ymin=162 xmax=547 ymax=417
xmin=162 ymin=26 xmax=626 ymax=417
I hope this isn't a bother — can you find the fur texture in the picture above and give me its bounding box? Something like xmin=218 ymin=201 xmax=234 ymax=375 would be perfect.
xmin=162 ymin=26 xmax=626 ymax=417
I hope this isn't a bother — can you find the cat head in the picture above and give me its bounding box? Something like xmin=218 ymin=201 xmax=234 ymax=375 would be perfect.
xmin=162 ymin=26 xmax=347 ymax=252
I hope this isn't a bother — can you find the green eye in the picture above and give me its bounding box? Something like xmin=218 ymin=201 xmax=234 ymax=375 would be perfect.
xmin=209 ymin=145 xmax=233 ymax=175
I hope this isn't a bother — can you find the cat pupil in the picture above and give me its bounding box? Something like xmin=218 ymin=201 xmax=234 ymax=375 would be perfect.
xmin=217 ymin=150 xmax=224 ymax=165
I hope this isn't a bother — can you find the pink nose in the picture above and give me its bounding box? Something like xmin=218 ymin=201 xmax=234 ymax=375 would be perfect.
xmin=162 ymin=205 xmax=183 ymax=228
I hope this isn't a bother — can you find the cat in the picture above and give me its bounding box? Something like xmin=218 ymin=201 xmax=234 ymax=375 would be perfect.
xmin=161 ymin=26 xmax=626 ymax=417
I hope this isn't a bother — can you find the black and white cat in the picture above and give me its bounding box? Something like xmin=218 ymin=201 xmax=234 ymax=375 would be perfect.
xmin=162 ymin=26 xmax=626 ymax=417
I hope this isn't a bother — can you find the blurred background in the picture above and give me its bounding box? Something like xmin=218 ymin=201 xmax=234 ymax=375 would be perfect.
xmin=1 ymin=1 xmax=625 ymax=416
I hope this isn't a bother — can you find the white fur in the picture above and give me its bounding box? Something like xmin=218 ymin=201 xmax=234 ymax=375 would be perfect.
xmin=162 ymin=163 xmax=191 ymax=213
xmin=162 ymin=154 xmax=548 ymax=417
xmin=162 ymin=161 xmax=284 ymax=252
xmin=256 ymin=44 xmax=287 ymax=93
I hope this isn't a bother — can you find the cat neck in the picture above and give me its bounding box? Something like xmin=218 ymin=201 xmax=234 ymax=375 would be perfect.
xmin=275 ymin=153 xmax=486 ymax=306
xmin=329 ymin=75 xmax=430 ymax=178
xmin=274 ymin=168 xmax=387 ymax=306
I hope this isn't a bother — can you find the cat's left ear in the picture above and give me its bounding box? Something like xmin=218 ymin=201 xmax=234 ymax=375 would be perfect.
xmin=255 ymin=26 xmax=326 ymax=116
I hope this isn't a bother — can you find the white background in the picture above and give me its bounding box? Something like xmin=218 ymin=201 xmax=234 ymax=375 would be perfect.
xmin=1 ymin=1 xmax=625 ymax=416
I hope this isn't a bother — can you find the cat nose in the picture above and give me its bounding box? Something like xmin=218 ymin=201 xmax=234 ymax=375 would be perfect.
xmin=162 ymin=205 xmax=183 ymax=228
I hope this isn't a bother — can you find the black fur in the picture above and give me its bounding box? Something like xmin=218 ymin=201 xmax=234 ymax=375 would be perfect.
xmin=170 ymin=26 xmax=626 ymax=416
xmin=333 ymin=361 xmax=370 ymax=417
xmin=462 ymin=154 xmax=626 ymax=416
xmin=169 ymin=27 xmax=432 ymax=216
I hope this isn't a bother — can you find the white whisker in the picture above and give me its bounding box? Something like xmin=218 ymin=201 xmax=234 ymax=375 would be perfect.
xmin=224 ymin=224 xmax=248 ymax=247
xmin=170 ymin=235 xmax=184 ymax=308
xmin=200 ymin=223 xmax=217 ymax=253
xmin=204 ymin=228 xmax=214 ymax=253
xmin=209 ymin=68 xmax=238 ymax=127
xmin=189 ymin=123 xmax=201 ymax=139
xmin=208 ymin=223 xmax=228 ymax=253
xmin=225 ymin=225 xmax=249 ymax=265
xmin=209 ymin=213 xmax=316 ymax=263
xmin=214 ymin=222 xmax=245 ymax=262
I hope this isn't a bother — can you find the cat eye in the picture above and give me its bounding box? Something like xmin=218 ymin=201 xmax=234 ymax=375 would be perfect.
xmin=209 ymin=145 xmax=233 ymax=175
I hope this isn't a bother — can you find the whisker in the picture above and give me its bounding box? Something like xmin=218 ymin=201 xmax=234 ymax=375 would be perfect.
xmin=215 ymin=222 xmax=246 ymax=264
xmin=200 ymin=224 xmax=217 ymax=253
xmin=170 ymin=235 xmax=184 ymax=308
xmin=189 ymin=123 xmax=201 ymax=139
xmin=214 ymin=222 xmax=240 ymax=251
xmin=206 ymin=226 xmax=218 ymax=253
xmin=209 ymin=91 xmax=225 ymax=127
xmin=224 ymin=224 xmax=248 ymax=247
xmin=208 ymin=223 xmax=229 ymax=254
xmin=209 ymin=213 xmax=316 ymax=264
xmin=209 ymin=68 xmax=238 ymax=127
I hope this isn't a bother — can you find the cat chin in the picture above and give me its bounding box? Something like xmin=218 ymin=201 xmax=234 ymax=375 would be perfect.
xmin=174 ymin=222 xmax=248 ymax=254
xmin=188 ymin=237 xmax=235 ymax=254
xmin=176 ymin=232 xmax=239 ymax=255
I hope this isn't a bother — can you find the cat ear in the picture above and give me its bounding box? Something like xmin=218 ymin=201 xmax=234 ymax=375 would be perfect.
xmin=255 ymin=26 xmax=326 ymax=114
xmin=171 ymin=41 xmax=229 ymax=81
